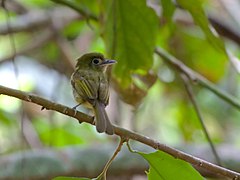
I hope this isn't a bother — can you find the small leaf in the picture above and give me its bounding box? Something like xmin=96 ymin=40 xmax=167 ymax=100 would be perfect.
xmin=138 ymin=151 xmax=204 ymax=180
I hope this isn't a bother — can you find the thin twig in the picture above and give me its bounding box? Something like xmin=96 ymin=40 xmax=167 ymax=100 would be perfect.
xmin=154 ymin=47 xmax=240 ymax=111
xmin=97 ymin=138 xmax=125 ymax=179
xmin=2 ymin=1 xmax=28 ymax=178
xmin=181 ymin=73 xmax=222 ymax=166
xmin=0 ymin=85 xmax=239 ymax=179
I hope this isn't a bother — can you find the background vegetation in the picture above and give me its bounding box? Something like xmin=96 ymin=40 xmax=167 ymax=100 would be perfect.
xmin=0 ymin=0 xmax=240 ymax=179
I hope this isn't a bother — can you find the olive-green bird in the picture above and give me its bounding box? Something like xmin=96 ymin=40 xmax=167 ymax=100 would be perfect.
xmin=71 ymin=52 xmax=116 ymax=135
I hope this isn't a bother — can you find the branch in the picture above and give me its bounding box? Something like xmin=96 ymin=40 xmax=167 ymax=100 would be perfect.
xmin=0 ymin=8 xmax=81 ymax=64
xmin=209 ymin=16 xmax=240 ymax=46
xmin=0 ymin=30 xmax=54 ymax=64
xmin=97 ymin=138 xmax=125 ymax=179
xmin=154 ymin=47 xmax=240 ymax=111
xmin=0 ymin=7 xmax=81 ymax=35
xmin=51 ymin=0 xmax=98 ymax=21
xmin=181 ymin=74 xmax=222 ymax=166
xmin=0 ymin=85 xmax=239 ymax=179
xmin=1 ymin=0 xmax=28 ymax=14
xmin=0 ymin=11 xmax=48 ymax=35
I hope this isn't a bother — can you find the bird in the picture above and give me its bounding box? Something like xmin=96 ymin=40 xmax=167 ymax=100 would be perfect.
xmin=70 ymin=52 xmax=116 ymax=135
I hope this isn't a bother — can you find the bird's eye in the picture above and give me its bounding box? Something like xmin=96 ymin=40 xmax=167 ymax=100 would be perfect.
xmin=92 ymin=58 xmax=101 ymax=65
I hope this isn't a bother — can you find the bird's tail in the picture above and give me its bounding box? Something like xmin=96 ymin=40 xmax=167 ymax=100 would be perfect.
xmin=93 ymin=101 xmax=114 ymax=135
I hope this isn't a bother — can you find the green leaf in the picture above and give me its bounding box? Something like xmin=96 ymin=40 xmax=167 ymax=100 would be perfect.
xmin=53 ymin=177 xmax=90 ymax=180
xmin=101 ymin=0 xmax=158 ymax=86
xmin=177 ymin=0 xmax=225 ymax=53
xmin=138 ymin=151 xmax=204 ymax=180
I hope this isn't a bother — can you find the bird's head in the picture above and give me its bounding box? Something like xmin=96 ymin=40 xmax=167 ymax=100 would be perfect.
xmin=75 ymin=52 xmax=116 ymax=72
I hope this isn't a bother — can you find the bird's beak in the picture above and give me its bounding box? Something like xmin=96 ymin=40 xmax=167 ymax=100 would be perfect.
xmin=100 ymin=59 xmax=117 ymax=66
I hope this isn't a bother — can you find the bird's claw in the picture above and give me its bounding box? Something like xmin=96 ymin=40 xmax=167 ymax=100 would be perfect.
xmin=73 ymin=109 xmax=78 ymax=117
xmin=92 ymin=118 xmax=96 ymax=125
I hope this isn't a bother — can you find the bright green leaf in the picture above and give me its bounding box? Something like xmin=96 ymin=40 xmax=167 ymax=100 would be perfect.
xmin=101 ymin=0 xmax=158 ymax=86
xmin=138 ymin=151 xmax=204 ymax=180
xmin=177 ymin=0 xmax=225 ymax=53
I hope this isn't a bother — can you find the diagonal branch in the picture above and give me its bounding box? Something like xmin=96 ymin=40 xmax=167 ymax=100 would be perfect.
xmin=0 ymin=30 xmax=54 ymax=64
xmin=51 ymin=0 xmax=98 ymax=21
xmin=0 ymin=7 xmax=81 ymax=35
xmin=181 ymin=73 xmax=222 ymax=166
xmin=209 ymin=16 xmax=240 ymax=46
xmin=154 ymin=47 xmax=240 ymax=111
xmin=0 ymin=85 xmax=239 ymax=179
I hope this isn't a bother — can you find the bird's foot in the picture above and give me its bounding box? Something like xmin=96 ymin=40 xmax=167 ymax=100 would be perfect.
xmin=72 ymin=103 xmax=81 ymax=110
xmin=72 ymin=104 xmax=81 ymax=123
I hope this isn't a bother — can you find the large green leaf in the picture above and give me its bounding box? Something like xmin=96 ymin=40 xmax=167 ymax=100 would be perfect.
xmin=138 ymin=151 xmax=203 ymax=180
xmin=101 ymin=0 xmax=158 ymax=86
xmin=177 ymin=0 xmax=225 ymax=53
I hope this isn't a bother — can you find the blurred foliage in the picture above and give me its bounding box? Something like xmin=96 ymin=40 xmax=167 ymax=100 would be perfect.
xmin=0 ymin=0 xmax=240 ymax=179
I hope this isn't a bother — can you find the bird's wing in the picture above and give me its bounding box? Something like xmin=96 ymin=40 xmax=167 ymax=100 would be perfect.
xmin=71 ymin=72 xmax=98 ymax=103
xmin=98 ymin=75 xmax=110 ymax=106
